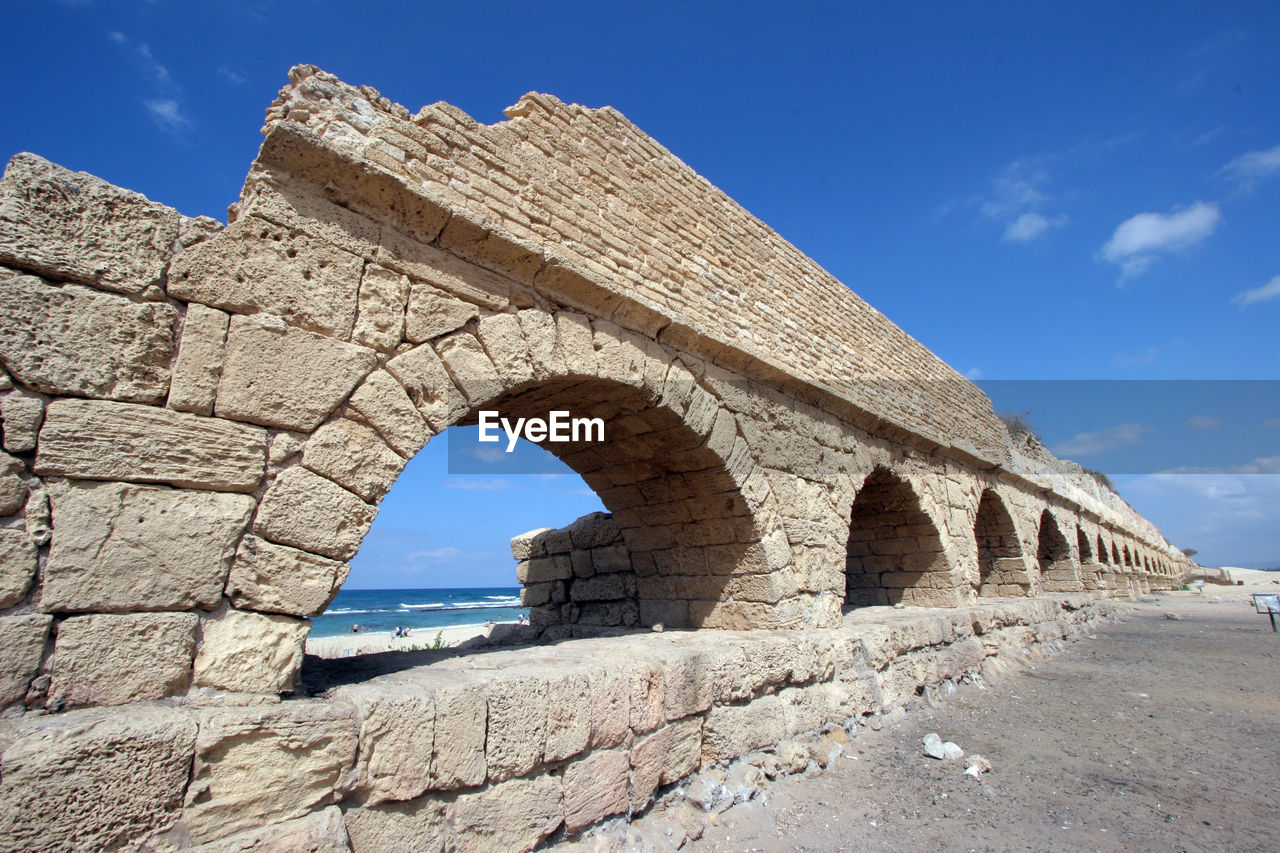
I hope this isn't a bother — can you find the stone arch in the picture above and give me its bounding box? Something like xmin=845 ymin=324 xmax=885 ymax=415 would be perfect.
xmin=1112 ymin=541 xmax=1122 ymax=565
xmin=295 ymin=315 xmax=793 ymax=633
xmin=972 ymin=489 xmax=1030 ymax=597
xmin=1096 ymin=533 xmax=1108 ymax=564
xmin=1123 ymin=544 xmax=1133 ymax=567
xmin=844 ymin=466 xmax=958 ymax=607
xmin=1076 ymin=524 xmax=1104 ymax=591
xmin=1036 ymin=509 xmax=1081 ymax=592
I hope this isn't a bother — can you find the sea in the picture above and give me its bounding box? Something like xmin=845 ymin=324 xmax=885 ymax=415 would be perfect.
xmin=310 ymin=587 xmax=525 ymax=639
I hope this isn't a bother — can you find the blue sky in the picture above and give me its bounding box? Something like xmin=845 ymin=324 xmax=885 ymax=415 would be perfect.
xmin=3 ymin=1 xmax=1277 ymax=576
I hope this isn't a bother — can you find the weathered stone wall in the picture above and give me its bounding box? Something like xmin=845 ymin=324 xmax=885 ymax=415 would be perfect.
xmin=0 ymin=65 xmax=1194 ymax=849
xmin=1 ymin=595 xmax=1116 ymax=851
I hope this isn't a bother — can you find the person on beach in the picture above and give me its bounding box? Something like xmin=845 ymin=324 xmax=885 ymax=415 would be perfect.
xmin=352 ymin=624 xmax=359 ymax=633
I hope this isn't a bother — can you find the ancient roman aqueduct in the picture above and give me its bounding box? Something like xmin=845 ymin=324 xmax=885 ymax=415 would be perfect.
xmin=0 ymin=67 xmax=1191 ymax=851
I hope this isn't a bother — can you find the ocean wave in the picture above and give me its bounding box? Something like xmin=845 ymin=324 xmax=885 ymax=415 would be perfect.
xmin=325 ymin=608 xmax=388 ymax=615
xmin=399 ymin=603 xmax=445 ymax=609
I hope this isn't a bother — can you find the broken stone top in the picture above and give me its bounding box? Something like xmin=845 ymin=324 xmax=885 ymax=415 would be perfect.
xmin=259 ymin=65 xmax=1008 ymax=464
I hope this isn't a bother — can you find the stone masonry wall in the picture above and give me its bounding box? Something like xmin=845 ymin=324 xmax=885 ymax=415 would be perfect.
xmin=2 ymin=595 xmax=1115 ymax=851
xmin=0 ymin=65 xmax=1193 ymax=850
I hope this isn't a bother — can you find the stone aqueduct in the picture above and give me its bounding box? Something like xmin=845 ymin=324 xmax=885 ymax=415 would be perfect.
xmin=0 ymin=67 xmax=1190 ymax=850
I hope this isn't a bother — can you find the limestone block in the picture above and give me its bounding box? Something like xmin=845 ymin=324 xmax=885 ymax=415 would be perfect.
xmin=352 ymin=264 xmax=409 ymax=351
xmin=510 ymin=527 xmax=551 ymax=561
xmin=563 ymin=748 xmax=629 ymax=833
xmin=333 ymin=683 xmax=435 ymax=806
xmin=43 ymin=480 xmax=255 ymax=612
xmin=427 ymin=676 xmax=488 ymax=789
xmin=343 ymin=798 xmax=448 ymax=853
xmin=404 ymin=279 xmax=478 ymax=343
xmin=23 ymin=482 xmax=50 ymax=545
xmin=192 ymin=608 xmax=310 ymax=694
xmin=385 ymin=343 xmax=469 ymax=430
xmin=486 ymin=674 xmax=548 ymax=781
xmin=556 ymin=312 xmax=596 ymax=376
xmin=236 ymin=174 xmax=380 ymax=260
xmin=302 ymin=418 xmax=406 ymax=503
xmin=168 ymin=303 xmax=230 ymax=415
xmin=217 ymin=314 xmax=377 ymax=432
xmin=188 ymin=806 xmax=351 ymax=853
xmin=0 ymin=391 xmax=43 ymax=453
xmin=0 ymin=706 xmax=196 ymax=851
xmin=587 ymin=664 xmax=631 ymax=749
xmin=183 ymin=702 xmax=358 ymax=844
xmin=701 ymin=696 xmax=786 ymax=763
xmin=476 ymin=313 xmax=535 ymax=388
xmin=376 ymin=227 xmax=510 ymax=311
xmin=592 ymin=320 xmax=646 ymax=388
xmin=434 ymin=332 xmax=503 ymax=406
xmin=0 ymin=273 xmax=176 ymax=404
xmin=35 ymin=398 xmax=268 ymax=492
xmin=517 ymin=309 xmax=566 ymax=379
xmin=0 ymin=613 xmax=50 ymax=707
xmin=226 ymin=535 xmax=350 ymax=618
xmin=630 ymin=660 xmax=665 ymax=735
xmin=169 ymin=214 xmax=363 ymax=338
xmin=253 ymin=466 xmax=377 ymax=561
xmin=545 ymin=670 xmax=592 ymax=763
xmin=345 ymin=370 xmax=433 ymax=459
xmin=0 ymin=452 xmax=24 ymax=517
xmin=661 ymin=649 xmax=716 ymax=721
xmin=0 ymin=153 xmax=180 ymax=296
xmin=629 ymin=726 xmax=669 ymax=811
xmin=0 ymin=528 xmax=36 ymax=608
xmin=268 ymin=432 xmax=303 ymax=466
xmin=47 ymin=612 xmax=198 ymax=707
xmin=450 ymin=774 xmax=562 ymax=853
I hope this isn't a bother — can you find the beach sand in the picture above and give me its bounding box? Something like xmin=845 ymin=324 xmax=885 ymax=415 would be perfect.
xmin=305 ymin=622 xmax=493 ymax=658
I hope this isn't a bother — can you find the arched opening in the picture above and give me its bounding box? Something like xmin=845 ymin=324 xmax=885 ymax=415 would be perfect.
xmin=1036 ymin=509 xmax=1080 ymax=592
xmin=1123 ymin=545 xmax=1133 ymax=567
xmin=844 ymin=467 xmax=957 ymax=607
xmin=305 ymin=426 xmax=607 ymax=652
xmin=973 ymin=489 xmax=1030 ymax=597
xmin=1077 ymin=526 xmax=1094 ymax=562
xmin=1097 ymin=534 xmax=1108 ymax=565
xmin=1076 ymin=525 xmax=1103 ymax=591
xmin=1112 ymin=541 xmax=1122 ymax=565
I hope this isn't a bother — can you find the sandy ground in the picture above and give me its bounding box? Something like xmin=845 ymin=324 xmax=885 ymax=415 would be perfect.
xmin=305 ymin=622 xmax=491 ymax=658
xmin=687 ymin=589 xmax=1280 ymax=853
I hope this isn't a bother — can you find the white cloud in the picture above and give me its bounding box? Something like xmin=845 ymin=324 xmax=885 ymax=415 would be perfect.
xmin=441 ymin=477 xmax=513 ymax=492
xmin=1111 ymin=345 xmax=1160 ymax=368
xmin=963 ymin=366 xmax=983 ymax=380
xmin=1099 ymin=202 xmax=1221 ymax=280
xmin=1184 ymin=414 xmax=1223 ymax=431
xmin=405 ymin=547 xmax=463 ymax=561
xmin=1219 ymin=143 xmax=1280 ymax=190
xmin=109 ymin=31 xmax=191 ymax=135
xmin=976 ymin=158 xmax=1069 ymax=243
xmin=1003 ymin=212 xmax=1069 ymax=243
xmin=144 ymin=99 xmax=191 ymax=132
xmin=217 ymin=65 xmax=248 ymax=85
xmin=1232 ymin=274 xmax=1280 ymax=307
xmin=1052 ymin=422 xmax=1150 ymax=457
xmin=1159 ymin=456 xmax=1280 ymax=476
xmin=1264 ymin=419 xmax=1280 ymax=430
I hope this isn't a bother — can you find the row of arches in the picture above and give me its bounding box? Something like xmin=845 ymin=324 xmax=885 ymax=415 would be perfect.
xmin=841 ymin=468 xmax=1177 ymax=608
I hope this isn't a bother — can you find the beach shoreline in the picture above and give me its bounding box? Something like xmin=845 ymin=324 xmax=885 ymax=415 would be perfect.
xmin=305 ymin=622 xmax=493 ymax=658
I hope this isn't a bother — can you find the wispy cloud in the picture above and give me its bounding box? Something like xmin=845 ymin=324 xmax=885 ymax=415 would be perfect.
xmin=405 ymin=547 xmax=464 ymax=561
xmin=441 ymin=477 xmax=514 ymax=492
xmin=217 ymin=65 xmax=248 ymax=85
xmin=108 ymin=31 xmax=191 ymax=135
xmin=1218 ymin=143 xmax=1280 ymax=191
xmin=1231 ymin=274 xmax=1280 ymax=307
xmin=1264 ymin=419 xmax=1280 ymax=430
xmin=1111 ymin=345 xmax=1161 ymax=368
xmin=963 ymin=366 xmax=984 ymax=380
xmin=1099 ymin=202 xmax=1221 ymax=280
xmin=1185 ymin=414 xmax=1223 ymax=430
xmin=1159 ymin=456 xmax=1280 ymax=475
xmin=1053 ymin=422 xmax=1150 ymax=457
xmin=1003 ymin=212 xmax=1069 ymax=243
xmin=977 ymin=158 xmax=1070 ymax=243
